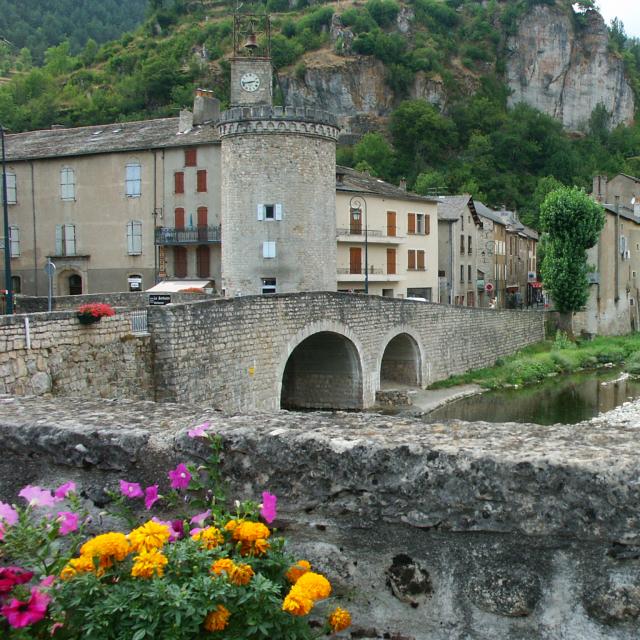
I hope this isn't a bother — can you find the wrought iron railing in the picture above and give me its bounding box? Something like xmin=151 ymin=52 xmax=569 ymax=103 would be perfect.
xmin=155 ymin=226 xmax=221 ymax=245
xmin=128 ymin=309 xmax=148 ymax=334
xmin=335 ymin=227 xmax=385 ymax=237
xmin=337 ymin=266 xmax=384 ymax=275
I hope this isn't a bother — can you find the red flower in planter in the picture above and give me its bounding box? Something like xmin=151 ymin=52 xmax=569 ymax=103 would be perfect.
xmin=76 ymin=303 xmax=115 ymax=321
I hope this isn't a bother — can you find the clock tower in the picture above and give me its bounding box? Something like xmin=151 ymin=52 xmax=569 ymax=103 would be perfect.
xmin=229 ymin=15 xmax=273 ymax=107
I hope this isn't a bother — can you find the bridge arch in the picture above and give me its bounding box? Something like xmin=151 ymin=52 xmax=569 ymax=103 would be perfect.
xmin=378 ymin=328 xmax=424 ymax=388
xmin=277 ymin=321 xmax=365 ymax=411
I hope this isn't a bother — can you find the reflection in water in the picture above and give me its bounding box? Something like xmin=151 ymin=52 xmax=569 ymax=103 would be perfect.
xmin=424 ymin=370 xmax=640 ymax=426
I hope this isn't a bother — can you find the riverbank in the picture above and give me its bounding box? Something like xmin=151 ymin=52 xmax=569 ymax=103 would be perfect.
xmin=428 ymin=333 xmax=640 ymax=390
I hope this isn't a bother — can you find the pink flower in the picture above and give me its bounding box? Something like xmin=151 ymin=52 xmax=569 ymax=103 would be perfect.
xmin=39 ymin=576 xmax=55 ymax=588
xmin=18 ymin=486 xmax=56 ymax=508
xmin=119 ymin=480 xmax=143 ymax=499
xmin=144 ymin=485 xmax=159 ymax=510
xmin=54 ymin=482 xmax=76 ymax=500
xmin=168 ymin=463 xmax=191 ymax=490
xmin=190 ymin=510 xmax=211 ymax=526
xmin=0 ymin=501 xmax=18 ymax=526
xmin=57 ymin=512 xmax=79 ymax=536
xmin=1 ymin=588 xmax=50 ymax=628
xmin=260 ymin=491 xmax=277 ymax=524
xmin=187 ymin=421 xmax=212 ymax=438
xmin=51 ymin=622 xmax=64 ymax=635
xmin=0 ymin=567 xmax=34 ymax=597
xmin=151 ymin=518 xmax=182 ymax=542
xmin=0 ymin=523 xmax=4 ymax=541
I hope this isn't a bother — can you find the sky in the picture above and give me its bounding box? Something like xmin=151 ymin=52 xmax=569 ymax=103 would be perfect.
xmin=596 ymin=0 xmax=640 ymax=38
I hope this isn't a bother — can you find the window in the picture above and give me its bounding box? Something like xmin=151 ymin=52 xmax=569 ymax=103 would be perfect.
xmin=407 ymin=213 xmax=416 ymax=234
xmin=175 ymin=208 xmax=185 ymax=229
xmin=174 ymin=247 xmax=187 ymax=277
xmin=196 ymin=245 xmax=210 ymax=278
xmin=127 ymin=220 xmax=142 ymax=255
xmin=468 ymin=265 xmax=472 ymax=281
xmin=460 ymin=265 xmax=464 ymax=282
xmin=461 ymin=215 xmax=464 ymax=231
xmin=387 ymin=248 xmax=396 ymax=275
xmin=417 ymin=250 xmax=425 ymax=270
xmin=174 ymin=171 xmax=184 ymax=194
xmin=263 ymin=241 xmax=276 ymax=258
xmin=68 ymin=274 xmax=82 ymax=295
xmin=415 ymin=214 xmax=429 ymax=234
xmin=184 ymin=148 xmax=197 ymax=167
xmin=350 ymin=247 xmax=362 ymax=274
xmin=60 ymin=167 xmax=75 ymax=201
xmin=125 ymin=163 xmax=141 ymax=197
xmin=262 ymin=278 xmax=276 ymax=294
xmin=11 ymin=275 xmax=20 ymax=294
xmin=2 ymin=172 xmax=16 ymax=204
xmin=408 ymin=249 xmax=416 ymax=270
xmin=386 ymin=211 xmax=396 ymax=236
xmin=468 ymin=235 xmax=472 ymax=254
xmin=460 ymin=235 xmax=465 ymax=254
xmin=197 ymin=170 xmax=207 ymax=193
xmin=257 ymin=204 xmax=282 ymax=221
xmin=407 ymin=250 xmax=425 ymax=270
xmin=9 ymin=225 xmax=19 ymax=257
xmin=55 ymin=224 xmax=76 ymax=256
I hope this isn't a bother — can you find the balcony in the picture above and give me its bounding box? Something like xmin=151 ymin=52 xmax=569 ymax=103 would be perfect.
xmin=336 ymin=227 xmax=405 ymax=245
xmin=337 ymin=265 xmax=401 ymax=282
xmin=155 ymin=225 xmax=221 ymax=245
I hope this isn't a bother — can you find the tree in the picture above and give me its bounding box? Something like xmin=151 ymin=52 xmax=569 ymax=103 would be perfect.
xmin=540 ymin=187 xmax=605 ymax=313
xmin=353 ymin=132 xmax=396 ymax=181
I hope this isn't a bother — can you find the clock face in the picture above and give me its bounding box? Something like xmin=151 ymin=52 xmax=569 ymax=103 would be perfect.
xmin=240 ymin=72 xmax=261 ymax=92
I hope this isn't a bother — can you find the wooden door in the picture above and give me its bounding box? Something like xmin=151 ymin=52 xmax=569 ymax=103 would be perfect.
xmin=387 ymin=211 xmax=396 ymax=237
xmin=387 ymin=248 xmax=396 ymax=275
xmin=349 ymin=247 xmax=362 ymax=274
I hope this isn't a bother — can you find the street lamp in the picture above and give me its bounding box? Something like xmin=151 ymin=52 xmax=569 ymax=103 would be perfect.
xmin=349 ymin=195 xmax=368 ymax=294
xmin=1 ymin=125 xmax=12 ymax=314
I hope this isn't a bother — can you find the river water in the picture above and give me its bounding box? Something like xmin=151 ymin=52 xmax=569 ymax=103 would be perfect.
xmin=423 ymin=369 xmax=640 ymax=426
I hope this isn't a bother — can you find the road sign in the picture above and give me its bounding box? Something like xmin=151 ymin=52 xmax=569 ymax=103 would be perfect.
xmin=44 ymin=260 xmax=56 ymax=276
xmin=149 ymin=294 xmax=171 ymax=305
xmin=485 ymin=282 xmax=494 ymax=293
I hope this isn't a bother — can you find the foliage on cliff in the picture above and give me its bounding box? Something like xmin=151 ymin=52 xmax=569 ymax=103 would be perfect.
xmin=0 ymin=0 xmax=637 ymax=225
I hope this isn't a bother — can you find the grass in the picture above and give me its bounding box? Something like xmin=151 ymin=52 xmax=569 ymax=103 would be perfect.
xmin=429 ymin=333 xmax=640 ymax=391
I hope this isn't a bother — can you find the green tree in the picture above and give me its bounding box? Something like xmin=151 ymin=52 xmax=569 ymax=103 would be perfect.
xmin=540 ymin=187 xmax=605 ymax=313
xmin=353 ymin=132 xmax=396 ymax=181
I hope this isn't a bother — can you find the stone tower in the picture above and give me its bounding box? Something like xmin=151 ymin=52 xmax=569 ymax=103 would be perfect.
xmin=218 ymin=15 xmax=339 ymax=296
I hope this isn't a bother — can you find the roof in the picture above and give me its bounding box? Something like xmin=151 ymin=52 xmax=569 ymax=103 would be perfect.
xmin=475 ymin=201 xmax=538 ymax=240
xmin=5 ymin=118 xmax=220 ymax=162
xmin=436 ymin=194 xmax=481 ymax=227
xmin=335 ymin=165 xmax=438 ymax=204
xmin=603 ymin=203 xmax=640 ymax=224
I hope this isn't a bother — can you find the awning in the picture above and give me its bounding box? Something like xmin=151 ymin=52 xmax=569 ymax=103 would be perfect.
xmin=146 ymin=279 xmax=214 ymax=293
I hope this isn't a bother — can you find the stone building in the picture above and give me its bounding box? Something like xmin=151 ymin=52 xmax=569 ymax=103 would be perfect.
xmin=336 ymin=167 xmax=439 ymax=299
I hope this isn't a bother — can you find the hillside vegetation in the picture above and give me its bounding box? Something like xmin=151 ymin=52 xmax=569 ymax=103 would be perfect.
xmin=0 ymin=0 xmax=638 ymax=226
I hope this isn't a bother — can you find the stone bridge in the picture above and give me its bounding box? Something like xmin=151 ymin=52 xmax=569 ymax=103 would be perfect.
xmin=149 ymin=292 xmax=544 ymax=412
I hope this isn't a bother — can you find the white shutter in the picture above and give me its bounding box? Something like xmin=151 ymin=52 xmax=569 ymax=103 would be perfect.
xmin=133 ymin=221 xmax=142 ymax=254
xmin=127 ymin=222 xmax=134 ymax=254
xmin=9 ymin=226 xmax=19 ymax=257
xmin=275 ymin=203 xmax=283 ymax=220
xmin=64 ymin=224 xmax=76 ymax=255
xmin=263 ymin=241 xmax=276 ymax=258
xmin=257 ymin=203 xmax=264 ymax=221
xmin=55 ymin=225 xmax=63 ymax=255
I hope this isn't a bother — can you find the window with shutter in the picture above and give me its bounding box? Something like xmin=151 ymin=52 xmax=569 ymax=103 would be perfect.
xmin=64 ymin=224 xmax=76 ymax=256
xmin=184 ymin=148 xmax=197 ymax=167
xmin=3 ymin=172 xmax=16 ymax=204
xmin=127 ymin=221 xmax=142 ymax=255
xmin=349 ymin=247 xmax=362 ymax=274
xmin=197 ymin=170 xmax=207 ymax=192
xmin=175 ymin=208 xmax=185 ymax=229
xmin=197 ymin=245 xmax=210 ymax=278
xmin=417 ymin=250 xmax=425 ymax=270
xmin=263 ymin=241 xmax=276 ymax=258
xmin=387 ymin=248 xmax=396 ymax=274
xmin=407 ymin=213 xmax=416 ymax=234
xmin=425 ymin=214 xmax=430 ymax=235
xmin=174 ymin=247 xmax=187 ymax=277
xmin=9 ymin=225 xmax=19 ymax=257
xmin=125 ymin=163 xmax=141 ymax=197
xmin=387 ymin=211 xmax=396 ymax=237
xmin=460 ymin=235 xmax=465 ymax=254
xmin=174 ymin=172 xmax=184 ymax=194
xmin=60 ymin=168 xmax=75 ymax=201
xmin=408 ymin=250 xmax=416 ymax=270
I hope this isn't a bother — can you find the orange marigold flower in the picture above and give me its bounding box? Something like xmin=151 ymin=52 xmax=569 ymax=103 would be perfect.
xmin=60 ymin=555 xmax=95 ymax=580
xmin=294 ymin=572 xmax=332 ymax=601
xmin=131 ymin=549 xmax=168 ymax=579
xmin=224 ymin=519 xmax=241 ymax=533
xmin=286 ymin=560 xmax=311 ymax=584
xmin=282 ymin=591 xmax=314 ymax=616
xmin=80 ymin=532 xmax=130 ymax=563
xmin=128 ymin=520 xmax=171 ymax=553
xmin=229 ymin=563 xmax=254 ymax=586
xmin=253 ymin=538 xmax=270 ymax=556
xmin=328 ymin=607 xmax=351 ymax=633
xmin=211 ymin=558 xmax=236 ymax=577
xmin=192 ymin=526 xmax=224 ymax=550
xmin=203 ymin=604 xmax=230 ymax=632
xmin=232 ymin=521 xmax=270 ymax=543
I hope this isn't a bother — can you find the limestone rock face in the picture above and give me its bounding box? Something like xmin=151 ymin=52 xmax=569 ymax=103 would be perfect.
xmin=506 ymin=6 xmax=634 ymax=131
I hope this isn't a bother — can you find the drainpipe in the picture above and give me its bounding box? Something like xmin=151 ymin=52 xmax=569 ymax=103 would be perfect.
xmin=615 ymin=196 xmax=620 ymax=303
xmin=30 ymin=161 xmax=37 ymax=295
xmin=448 ymin=220 xmax=453 ymax=304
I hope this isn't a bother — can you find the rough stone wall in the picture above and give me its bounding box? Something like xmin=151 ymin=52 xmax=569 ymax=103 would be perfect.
xmin=0 ymin=311 xmax=153 ymax=398
xmin=149 ymin=292 xmax=544 ymax=411
xmin=1 ymin=396 xmax=639 ymax=639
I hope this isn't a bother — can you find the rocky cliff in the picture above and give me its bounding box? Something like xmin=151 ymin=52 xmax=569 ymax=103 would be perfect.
xmin=279 ymin=3 xmax=635 ymax=137
xmin=506 ymin=5 xmax=634 ymax=131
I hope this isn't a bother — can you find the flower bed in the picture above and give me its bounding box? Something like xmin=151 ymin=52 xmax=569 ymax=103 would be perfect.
xmin=0 ymin=424 xmax=350 ymax=639
xmin=76 ymin=303 xmax=116 ymax=324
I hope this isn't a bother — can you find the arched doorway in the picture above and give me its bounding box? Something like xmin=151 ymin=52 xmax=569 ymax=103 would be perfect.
xmin=68 ymin=274 xmax=82 ymax=295
xmin=380 ymin=333 xmax=421 ymax=387
xmin=280 ymin=331 xmax=363 ymax=410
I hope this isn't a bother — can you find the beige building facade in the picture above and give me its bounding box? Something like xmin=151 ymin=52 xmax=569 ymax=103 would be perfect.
xmin=336 ymin=167 xmax=439 ymax=300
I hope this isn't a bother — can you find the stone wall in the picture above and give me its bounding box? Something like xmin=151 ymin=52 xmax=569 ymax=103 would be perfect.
xmin=1 ymin=396 xmax=638 ymax=639
xmin=149 ymin=292 xmax=544 ymax=411
xmin=0 ymin=311 xmax=153 ymax=398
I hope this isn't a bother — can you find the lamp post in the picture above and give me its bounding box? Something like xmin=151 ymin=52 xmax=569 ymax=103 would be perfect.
xmin=349 ymin=195 xmax=368 ymax=294
xmin=1 ymin=125 xmax=12 ymax=314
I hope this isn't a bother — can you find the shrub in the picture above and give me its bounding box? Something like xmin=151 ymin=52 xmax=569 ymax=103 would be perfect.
xmin=552 ymin=330 xmax=576 ymax=351
xmin=365 ymin=0 xmax=400 ymax=27
xmin=625 ymin=351 xmax=640 ymax=375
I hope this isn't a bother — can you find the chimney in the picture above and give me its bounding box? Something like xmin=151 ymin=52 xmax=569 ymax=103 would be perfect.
xmin=193 ymin=88 xmax=220 ymax=125
xmin=336 ymin=171 xmax=345 ymax=184
xmin=178 ymin=109 xmax=193 ymax=134
xmin=593 ymin=175 xmax=607 ymax=203
xmin=399 ymin=177 xmax=407 ymax=191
